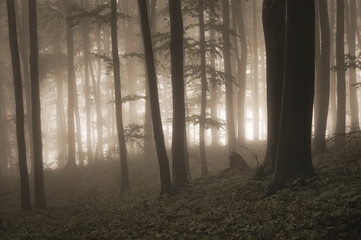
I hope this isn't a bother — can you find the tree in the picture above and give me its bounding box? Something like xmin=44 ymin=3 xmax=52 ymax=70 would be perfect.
xmin=335 ymin=0 xmax=346 ymax=143
xmin=268 ymin=0 xmax=315 ymax=194
xmin=63 ymin=1 xmax=77 ymax=169
xmin=169 ymin=0 xmax=188 ymax=188
xmin=252 ymin=0 xmax=259 ymax=141
xmin=29 ymin=0 xmax=46 ymax=209
xmin=313 ymin=0 xmax=330 ymax=154
xmin=6 ymin=0 xmax=31 ymax=211
xmin=111 ymin=0 xmax=130 ymax=192
xmin=137 ymin=0 xmax=172 ymax=195
xmin=259 ymin=0 xmax=286 ymax=175
xmin=222 ymin=0 xmax=237 ymax=154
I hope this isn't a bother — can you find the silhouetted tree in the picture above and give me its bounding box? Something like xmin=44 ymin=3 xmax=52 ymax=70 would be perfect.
xmin=260 ymin=0 xmax=286 ymax=175
xmin=137 ymin=0 xmax=172 ymax=195
xmin=268 ymin=0 xmax=315 ymax=194
xmin=7 ymin=0 xmax=31 ymax=211
xmin=169 ymin=0 xmax=188 ymax=188
xmin=111 ymin=0 xmax=130 ymax=192
xmin=29 ymin=0 xmax=46 ymax=209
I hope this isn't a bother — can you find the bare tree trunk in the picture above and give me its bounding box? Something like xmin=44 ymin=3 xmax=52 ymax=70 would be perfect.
xmin=29 ymin=0 xmax=46 ymax=209
xmin=7 ymin=0 xmax=31 ymax=211
xmin=252 ymin=0 xmax=259 ymax=142
xmin=222 ymin=0 xmax=237 ymax=154
xmin=138 ymin=0 xmax=172 ymax=195
xmin=111 ymin=0 xmax=130 ymax=192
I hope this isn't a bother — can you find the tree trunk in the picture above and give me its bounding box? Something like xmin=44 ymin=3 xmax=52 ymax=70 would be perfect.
xmin=111 ymin=0 xmax=130 ymax=192
xmin=82 ymin=9 xmax=93 ymax=164
xmin=252 ymin=0 xmax=259 ymax=142
xmin=345 ymin=0 xmax=359 ymax=131
xmin=137 ymin=0 xmax=172 ymax=195
xmin=29 ymin=0 xmax=46 ymax=209
xmin=261 ymin=0 xmax=286 ymax=175
xmin=198 ymin=0 xmax=209 ymax=178
xmin=329 ymin=0 xmax=337 ymax=132
xmin=313 ymin=0 xmax=330 ymax=154
xmin=233 ymin=0 xmax=247 ymax=145
xmin=222 ymin=0 xmax=237 ymax=154
xmin=335 ymin=0 xmax=346 ymax=142
xmin=269 ymin=0 xmax=315 ymax=194
xmin=64 ymin=1 xmax=77 ymax=169
xmin=7 ymin=0 xmax=32 ymax=211
xmin=169 ymin=0 xmax=188 ymax=187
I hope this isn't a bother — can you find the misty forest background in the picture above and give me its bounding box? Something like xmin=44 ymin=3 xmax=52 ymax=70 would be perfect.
xmin=1 ymin=0 xmax=361 ymax=239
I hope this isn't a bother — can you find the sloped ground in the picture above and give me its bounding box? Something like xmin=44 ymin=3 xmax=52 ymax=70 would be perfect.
xmin=0 ymin=152 xmax=361 ymax=240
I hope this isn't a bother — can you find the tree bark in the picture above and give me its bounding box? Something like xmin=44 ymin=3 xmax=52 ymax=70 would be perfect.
xmin=261 ymin=0 xmax=286 ymax=175
xmin=222 ymin=0 xmax=237 ymax=154
xmin=7 ymin=0 xmax=32 ymax=211
xmin=29 ymin=0 xmax=46 ymax=209
xmin=138 ymin=0 xmax=172 ymax=195
xmin=169 ymin=0 xmax=189 ymax=187
xmin=269 ymin=0 xmax=315 ymax=194
xmin=252 ymin=0 xmax=259 ymax=141
xmin=313 ymin=0 xmax=330 ymax=154
xmin=111 ymin=0 xmax=130 ymax=192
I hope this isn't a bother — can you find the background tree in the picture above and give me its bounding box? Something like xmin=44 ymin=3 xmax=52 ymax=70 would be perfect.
xmin=111 ymin=0 xmax=130 ymax=192
xmin=169 ymin=0 xmax=188 ymax=188
xmin=29 ymin=0 xmax=46 ymax=209
xmin=137 ymin=0 xmax=172 ymax=195
xmin=6 ymin=0 xmax=31 ymax=211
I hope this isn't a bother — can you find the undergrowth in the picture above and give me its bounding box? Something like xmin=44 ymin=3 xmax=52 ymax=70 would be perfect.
xmin=0 ymin=151 xmax=361 ymax=239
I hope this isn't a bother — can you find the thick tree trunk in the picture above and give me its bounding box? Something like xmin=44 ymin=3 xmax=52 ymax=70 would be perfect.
xmin=313 ymin=0 xmax=330 ymax=154
xmin=269 ymin=0 xmax=315 ymax=194
xmin=111 ymin=0 xmax=130 ymax=192
xmin=261 ymin=0 xmax=286 ymax=175
xmin=7 ymin=0 xmax=32 ymax=211
xmin=29 ymin=0 xmax=46 ymax=209
xmin=137 ymin=0 xmax=172 ymax=195
xmin=222 ymin=0 xmax=237 ymax=154
xmin=170 ymin=0 xmax=188 ymax=187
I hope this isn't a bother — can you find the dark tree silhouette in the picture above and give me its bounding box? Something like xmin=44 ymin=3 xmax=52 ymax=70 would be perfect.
xmin=260 ymin=0 xmax=286 ymax=175
xmin=222 ymin=0 xmax=237 ymax=154
xmin=313 ymin=0 xmax=330 ymax=154
xmin=29 ymin=0 xmax=46 ymax=209
xmin=169 ymin=0 xmax=188 ymax=188
xmin=268 ymin=0 xmax=315 ymax=194
xmin=6 ymin=0 xmax=31 ymax=211
xmin=137 ymin=0 xmax=172 ymax=195
xmin=111 ymin=0 xmax=130 ymax=192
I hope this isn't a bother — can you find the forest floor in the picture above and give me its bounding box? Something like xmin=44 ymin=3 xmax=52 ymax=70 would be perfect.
xmin=1 ymin=146 xmax=361 ymax=239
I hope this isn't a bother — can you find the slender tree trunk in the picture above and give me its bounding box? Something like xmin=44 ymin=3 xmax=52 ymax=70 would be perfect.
xmin=335 ymin=0 xmax=346 ymax=142
xmin=269 ymin=0 xmax=315 ymax=194
xmin=346 ymin=0 xmax=359 ymax=131
xmin=18 ymin=0 xmax=34 ymax=176
xmin=111 ymin=0 xmax=130 ymax=192
xmin=260 ymin=0 xmax=286 ymax=175
xmin=170 ymin=0 xmax=188 ymax=187
xmin=313 ymin=0 xmax=330 ymax=153
xmin=64 ymin=1 xmax=76 ymax=169
xmin=74 ymin=82 xmax=84 ymax=166
xmin=198 ymin=0 xmax=209 ymax=178
xmin=29 ymin=0 xmax=46 ymax=209
xmin=137 ymin=0 xmax=172 ymax=195
xmin=329 ymin=0 xmax=337 ymax=132
xmin=7 ymin=0 xmax=31 ymax=211
xmin=82 ymin=13 xmax=93 ymax=164
xmin=222 ymin=0 xmax=237 ymax=154
xmin=234 ymin=0 xmax=247 ymax=145
xmin=252 ymin=0 xmax=259 ymax=142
